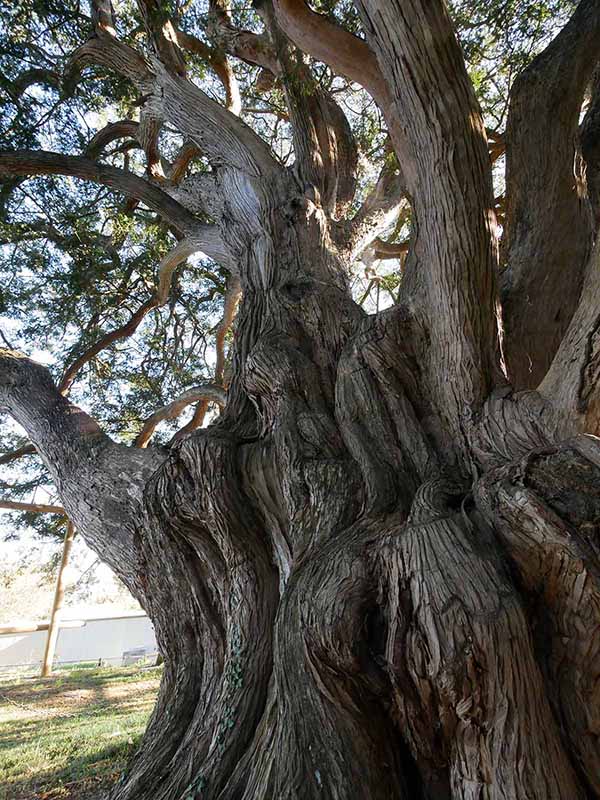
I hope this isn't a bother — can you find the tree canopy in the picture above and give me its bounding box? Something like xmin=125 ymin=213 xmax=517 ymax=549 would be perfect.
xmin=0 ymin=0 xmax=576 ymax=529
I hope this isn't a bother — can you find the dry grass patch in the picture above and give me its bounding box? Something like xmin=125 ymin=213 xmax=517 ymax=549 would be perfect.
xmin=0 ymin=664 xmax=161 ymax=799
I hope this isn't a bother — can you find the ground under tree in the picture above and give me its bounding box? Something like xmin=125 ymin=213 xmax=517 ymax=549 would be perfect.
xmin=1 ymin=0 xmax=600 ymax=798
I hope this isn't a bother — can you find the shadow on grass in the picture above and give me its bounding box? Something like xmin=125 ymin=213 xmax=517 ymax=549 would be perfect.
xmin=0 ymin=666 xmax=162 ymax=800
xmin=0 ymin=696 xmax=155 ymax=749
xmin=0 ymin=665 xmax=162 ymax=707
xmin=2 ymin=737 xmax=143 ymax=799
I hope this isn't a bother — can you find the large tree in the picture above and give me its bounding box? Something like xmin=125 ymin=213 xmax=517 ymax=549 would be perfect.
xmin=1 ymin=0 xmax=600 ymax=797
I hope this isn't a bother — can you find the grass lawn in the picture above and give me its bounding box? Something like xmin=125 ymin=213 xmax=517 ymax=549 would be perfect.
xmin=0 ymin=664 xmax=162 ymax=799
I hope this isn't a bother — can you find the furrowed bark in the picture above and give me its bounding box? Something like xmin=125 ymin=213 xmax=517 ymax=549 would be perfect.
xmin=540 ymin=238 xmax=600 ymax=435
xmin=0 ymin=350 xmax=164 ymax=585
xmin=5 ymin=3 xmax=600 ymax=798
xmin=502 ymin=0 xmax=600 ymax=389
xmin=379 ymin=479 xmax=583 ymax=799
xmin=476 ymin=437 xmax=600 ymax=796
xmin=355 ymin=0 xmax=501 ymax=458
xmin=110 ymin=431 xmax=279 ymax=800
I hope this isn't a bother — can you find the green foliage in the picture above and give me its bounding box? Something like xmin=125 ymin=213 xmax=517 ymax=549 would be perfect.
xmin=0 ymin=665 xmax=162 ymax=799
xmin=0 ymin=0 xmax=577 ymax=542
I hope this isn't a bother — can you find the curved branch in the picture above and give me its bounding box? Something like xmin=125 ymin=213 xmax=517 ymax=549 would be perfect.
xmin=174 ymin=27 xmax=242 ymax=115
xmin=59 ymin=297 xmax=158 ymax=394
xmin=168 ymin=141 xmax=201 ymax=184
xmin=86 ymin=120 xmax=140 ymax=158
xmin=214 ymin=275 xmax=241 ymax=385
xmin=2 ymin=230 xmax=234 ymax=458
xmin=7 ymin=68 xmax=61 ymax=99
xmin=272 ymin=0 xmax=389 ymax=108
xmin=355 ymin=0 xmax=500 ymax=453
xmin=502 ymin=0 xmax=600 ymax=389
xmin=66 ymin=35 xmax=154 ymax=90
xmin=59 ymin=231 xmax=232 ymax=393
xmin=174 ymin=275 xmax=241 ymax=439
xmin=151 ymin=67 xmax=279 ymax=179
xmin=134 ymin=384 xmax=227 ymax=447
xmin=0 ymin=150 xmax=200 ymax=236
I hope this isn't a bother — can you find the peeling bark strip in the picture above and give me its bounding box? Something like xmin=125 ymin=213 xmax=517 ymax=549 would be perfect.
xmin=3 ymin=0 xmax=600 ymax=798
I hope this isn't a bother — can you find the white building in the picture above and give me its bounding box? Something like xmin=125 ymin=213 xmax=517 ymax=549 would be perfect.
xmin=0 ymin=609 xmax=158 ymax=673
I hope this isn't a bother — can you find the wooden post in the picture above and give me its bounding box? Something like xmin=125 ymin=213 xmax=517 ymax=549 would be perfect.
xmin=41 ymin=520 xmax=75 ymax=677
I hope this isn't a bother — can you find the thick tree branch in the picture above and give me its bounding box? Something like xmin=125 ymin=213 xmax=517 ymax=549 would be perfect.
xmin=354 ymin=0 xmax=501 ymax=455
xmin=0 ymin=349 xmax=164 ymax=580
xmin=149 ymin=67 xmax=279 ymax=179
xmin=91 ymin=0 xmax=117 ymax=38
xmin=0 ymin=443 xmax=36 ymax=465
xmin=259 ymin=3 xmax=358 ymax=215
xmin=502 ymin=0 xmax=600 ymax=389
xmin=272 ymin=0 xmax=389 ymax=108
xmin=86 ymin=120 xmax=140 ymax=158
xmin=67 ymin=35 xmax=154 ymax=90
xmin=0 ymin=150 xmax=201 ymax=236
xmin=340 ymin=153 xmax=407 ymax=261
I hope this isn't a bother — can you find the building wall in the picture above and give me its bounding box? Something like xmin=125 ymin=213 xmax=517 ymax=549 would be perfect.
xmin=0 ymin=613 xmax=157 ymax=670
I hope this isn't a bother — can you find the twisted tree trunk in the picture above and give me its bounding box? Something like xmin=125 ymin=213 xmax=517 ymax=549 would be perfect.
xmin=3 ymin=199 xmax=600 ymax=799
